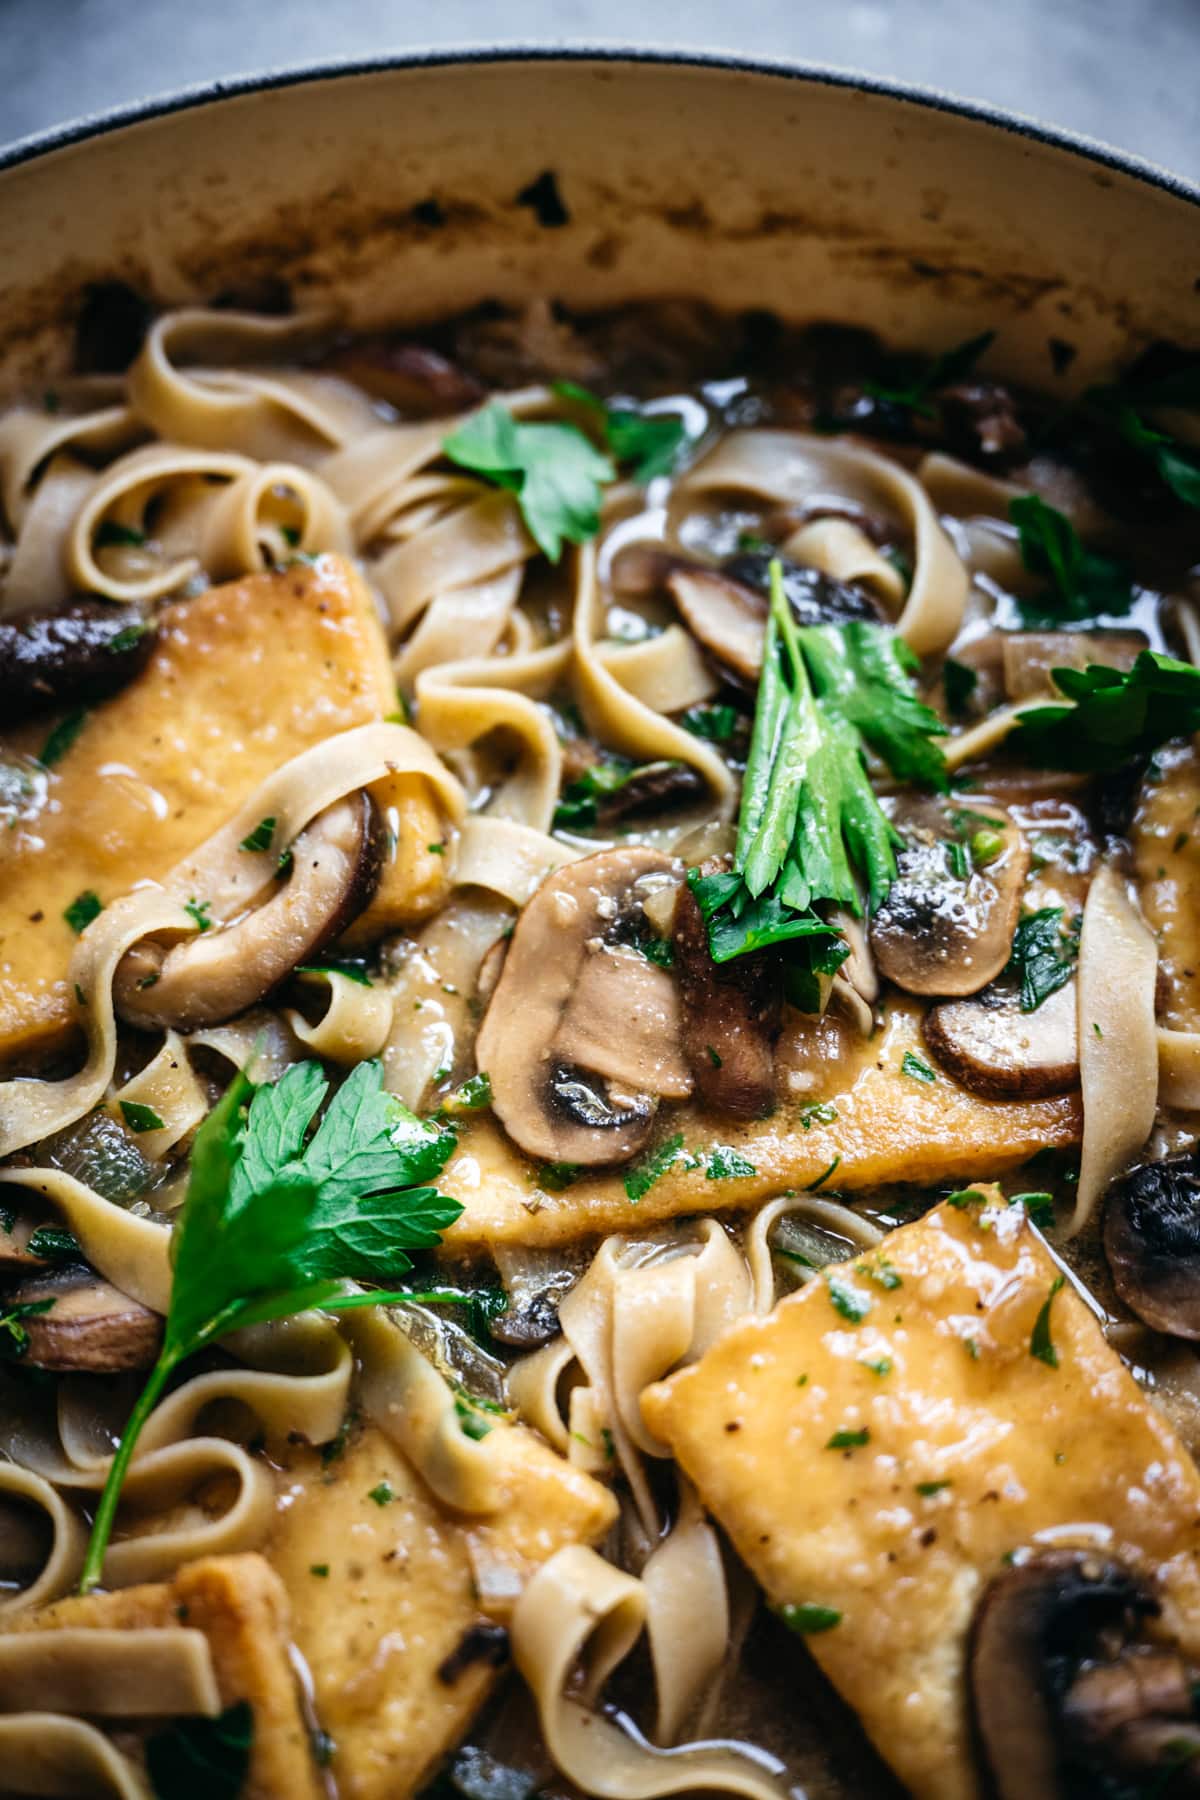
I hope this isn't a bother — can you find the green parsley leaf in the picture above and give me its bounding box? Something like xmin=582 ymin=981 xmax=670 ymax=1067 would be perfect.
xmin=864 ymin=329 xmax=995 ymax=417
xmin=441 ymin=1072 xmax=493 ymax=1114
xmin=825 ymin=1272 xmax=871 ymax=1323
xmin=1088 ymin=374 xmax=1200 ymax=511
xmin=552 ymin=381 xmax=689 ymax=483
xmin=63 ymin=890 xmax=103 ymax=935
xmin=26 ymin=1226 xmax=82 ymax=1264
xmin=1009 ymin=494 xmax=1133 ymax=626
xmin=705 ymin=1145 xmax=757 ymax=1180
xmin=777 ymin=1601 xmax=842 ymax=1635
xmin=946 ymin=1189 xmax=988 ymax=1209
xmin=239 ymin=817 xmax=276 ymax=854
xmin=296 ymin=958 xmax=374 ymax=986
xmin=535 ymin=1160 xmax=583 ymax=1191
xmin=310 ymin=1563 xmax=330 ymax=1577
xmin=1014 ymin=651 xmax=1200 ymax=773
xmin=1031 ymin=1274 xmax=1066 ymax=1368
xmin=442 ymin=401 xmax=615 ymax=562
xmin=807 ymin=1155 xmax=841 ymax=1192
xmin=107 ymin=623 xmax=151 ymax=654
xmin=78 ymin=1058 xmax=461 ymax=1594
xmin=915 ymin=1480 xmax=951 ymax=1496
xmin=95 ymin=520 xmax=146 ymax=549
xmin=119 ymin=1101 xmax=166 ymax=1134
xmin=184 ymin=897 xmax=213 ymax=933
xmin=1013 ymin=1191 xmax=1056 ymax=1229
xmin=826 ymin=1427 xmax=870 ymax=1449
xmin=901 ymin=1051 xmax=937 ymax=1083
xmin=454 ymin=1393 xmax=500 ymax=1441
xmin=860 ymin=1354 xmax=893 ymax=1376
xmin=1005 ymin=907 xmax=1080 ymax=1012
xmin=367 ymin=1480 xmax=395 ymax=1506
xmin=861 ymin=1255 xmax=903 ymax=1291
xmin=624 ymin=1133 xmax=694 ymax=1203
xmin=679 ymin=703 xmax=740 ymax=742
xmin=799 ymin=1101 xmax=839 ymax=1130
xmin=0 ymin=1297 xmax=55 ymax=1359
xmin=38 ymin=709 xmax=88 ymax=767
xmin=639 ymin=934 xmax=675 ymax=969
xmin=942 ymin=658 xmax=978 ymax=716
xmin=146 ymin=1699 xmax=253 ymax=1800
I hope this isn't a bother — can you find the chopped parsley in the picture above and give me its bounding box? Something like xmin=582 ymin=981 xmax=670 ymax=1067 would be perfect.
xmin=309 ymin=1563 xmax=330 ymax=1577
xmin=296 ymin=958 xmax=374 ymax=986
xmin=799 ymin=1101 xmax=839 ymax=1130
xmin=706 ymin=1045 xmax=723 ymax=1068
xmin=864 ymin=329 xmax=995 ymax=418
xmin=441 ymin=1072 xmax=492 ymax=1113
xmin=915 ymin=1480 xmax=951 ymax=1496
xmin=0 ymin=1297 xmax=55 ymax=1359
xmin=861 ymin=1256 xmax=903 ymax=1291
xmin=63 ymin=890 xmax=103 ymax=935
xmin=777 ymin=1601 xmax=842 ymax=1635
xmin=946 ymin=1189 xmax=988 ymax=1209
xmin=624 ymin=1133 xmax=695 ymax=1203
xmin=705 ymin=1145 xmax=757 ymax=1180
xmin=535 ymin=1160 xmax=583 ymax=1191
xmin=860 ymin=1354 xmax=893 ymax=1376
xmin=942 ymin=658 xmax=978 ymax=716
xmin=807 ymin=1155 xmax=841 ymax=1192
xmin=1005 ymin=907 xmax=1080 ymax=1012
xmin=1014 ymin=651 xmax=1200 ymax=773
xmin=1009 ymin=494 xmax=1133 ymax=626
xmin=26 ymin=1226 xmax=82 ymax=1263
xmin=826 ymin=1426 xmax=869 ymax=1449
xmin=1031 ymin=1274 xmax=1067 ymax=1368
xmin=184 ymin=897 xmax=213 ymax=933
xmin=1013 ymin=1191 xmax=1055 ymax=1229
xmin=367 ymin=1480 xmax=396 ymax=1507
xmin=146 ymin=1699 xmax=253 ymax=1800
xmin=239 ymin=816 xmax=276 ymax=853
xmin=901 ymin=1051 xmax=937 ymax=1083
xmin=825 ymin=1272 xmax=871 ymax=1323
xmin=679 ymin=703 xmax=741 ymax=742
xmin=640 ymin=934 xmax=675 ymax=969
xmin=38 ymin=709 xmax=88 ymax=768
xmin=119 ymin=1101 xmax=166 ymax=1134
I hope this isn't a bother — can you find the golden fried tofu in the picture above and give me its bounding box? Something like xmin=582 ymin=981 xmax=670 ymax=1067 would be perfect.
xmin=642 ymin=1197 xmax=1200 ymax=1800
xmin=440 ymin=998 xmax=1080 ymax=1248
xmin=0 ymin=556 xmax=396 ymax=1065
xmin=5 ymin=1554 xmax=322 ymax=1799
xmin=268 ymin=1418 xmax=616 ymax=1800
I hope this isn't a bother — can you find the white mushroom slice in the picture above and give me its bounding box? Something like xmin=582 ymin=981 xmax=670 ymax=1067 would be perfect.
xmin=870 ymin=797 xmax=1029 ymax=998
xmin=922 ymin=977 xmax=1079 ymax=1100
xmin=1001 ymin=630 xmax=1146 ymax=701
xmin=112 ymin=792 xmax=381 ymax=1032
xmin=475 ymin=848 xmax=693 ymax=1165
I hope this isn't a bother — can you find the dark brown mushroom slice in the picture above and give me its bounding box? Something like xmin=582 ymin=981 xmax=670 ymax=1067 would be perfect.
xmin=0 ymin=602 xmax=155 ymax=721
xmin=475 ymin=847 xmax=692 ymax=1166
xmin=1104 ymin=1149 xmax=1200 ymax=1339
xmin=113 ymin=791 xmax=382 ymax=1032
xmin=970 ymin=1551 xmax=1200 ymax=1800
xmin=722 ymin=549 xmax=885 ymax=626
xmin=922 ymin=976 xmax=1079 ymax=1099
xmin=322 ymin=338 xmax=486 ymax=416
xmin=870 ymin=798 xmax=1029 ymax=998
xmin=671 ymin=863 xmax=780 ymax=1119
xmin=6 ymin=1267 xmax=162 ymax=1371
xmin=592 ymin=760 xmax=706 ymax=827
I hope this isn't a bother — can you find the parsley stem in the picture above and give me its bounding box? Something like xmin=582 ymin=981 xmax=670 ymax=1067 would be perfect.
xmin=80 ymin=1343 xmax=183 ymax=1594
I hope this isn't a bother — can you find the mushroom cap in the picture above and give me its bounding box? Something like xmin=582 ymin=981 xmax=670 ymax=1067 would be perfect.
xmin=923 ymin=976 xmax=1079 ymax=1100
xmin=870 ymin=797 xmax=1029 ymax=998
xmin=113 ymin=790 xmax=381 ymax=1032
xmin=1105 ymin=1151 xmax=1200 ymax=1340
xmin=0 ymin=601 xmax=155 ymax=721
xmin=475 ymin=847 xmax=692 ymax=1165
xmin=671 ymin=864 xmax=780 ymax=1118
xmin=969 ymin=1551 xmax=1157 ymax=1800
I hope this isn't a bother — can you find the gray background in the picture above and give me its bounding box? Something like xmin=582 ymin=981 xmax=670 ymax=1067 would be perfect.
xmin=1 ymin=0 xmax=1198 ymax=181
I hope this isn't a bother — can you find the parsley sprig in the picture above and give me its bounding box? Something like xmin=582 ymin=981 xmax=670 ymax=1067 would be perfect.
xmin=80 ymin=1059 xmax=459 ymax=1593
xmin=1009 ymin=494 xmax=1132 ymax=626
xmin=690 ymin=560 xmax=947 ymax=983
xmin=442 ymin=402 xmax=614 ymax=562
xmin=1089 ymin=359 xmax=1200 ymax=509
xmin=864 ymin=330 xmax=995 ymax=418
xmin=1014 ymin=650 xmax=1200 ymax=772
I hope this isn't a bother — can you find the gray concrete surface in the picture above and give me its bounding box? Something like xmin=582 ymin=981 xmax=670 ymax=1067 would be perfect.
xmin=1 ymin=0 xmax=1198 ymax=182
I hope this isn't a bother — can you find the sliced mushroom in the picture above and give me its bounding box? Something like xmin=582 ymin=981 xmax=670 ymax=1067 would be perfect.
xmin=1104 ymin=1150 xmax=1200 ymax=1339
xmin=475 ymin=848 xmax=692 ymax=1165
xmin=671 ymin=864 xmax=780 ymax=1118
xmin=870 ymin=797 xmax=1029 ymax=997
xmin=113 ymin=792 xmax=381 ymax=1032
xmin=970 ymin=1551 xmax=1200 ymax=1799
xmin=611 ymin=545 xmax=882 ymax=688
xmin=323 ymin=338 xmax=486 ymax=416
xmin=0 ymin=602 xmax=155 ymax=721
xmin=1001 ymin=630 xmax=1147 ymax=702
xmin=5 ymin=1267 xmax=162 ymax=1371
xmin=592 ymin=761 xmax=706 ymax=827
xmin=922 ymin=976 xmax=1079 ymax=1099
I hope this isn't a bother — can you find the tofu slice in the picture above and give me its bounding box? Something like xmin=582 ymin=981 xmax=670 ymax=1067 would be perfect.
xmin=440 ymin=999 xmax=1080 ymax=1248
xmin=267 ymin=1417 xmax=617 ymax=1800
xmin=0 ymin=555 xmax=396 ymax=1065
xmin=4 ymin=1553 xmax=322 ymax=1799
xmin=641 ymin=1197 xmax=1200 ymax=1800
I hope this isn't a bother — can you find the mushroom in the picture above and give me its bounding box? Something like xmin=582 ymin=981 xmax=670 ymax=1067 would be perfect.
xmin=671 ymin=862 xmax=780 ymax=1118
xmin=4 ymin=1266 xmax=162 ymax=1371
xmin=610 ymin=545 xmax=882 ymax=687
xmin=1001 ymin=630 xmax=1147 ymax=702
xmin=114 ymin=791 xmax=381 ymax=1032
xmin=475 ymin=848 xmax=693 ymax=1165
xmin=591 ymin=761 xmax=706 ymax=827
xmin=1104 ymin=1150 xmax=1200 ymax=1339
xmin=870 ymin=797 xmax=1029 ymax=997
xmin=970 ymin=1551 xmax=1200 ymax=1799
xmin=0 ymin=602 xmax=155 ymax=721
xmin=323 ymin=338 xmax=486 ymax=416
xmin=922 ymin=976 xmax=1079 ymax=1099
